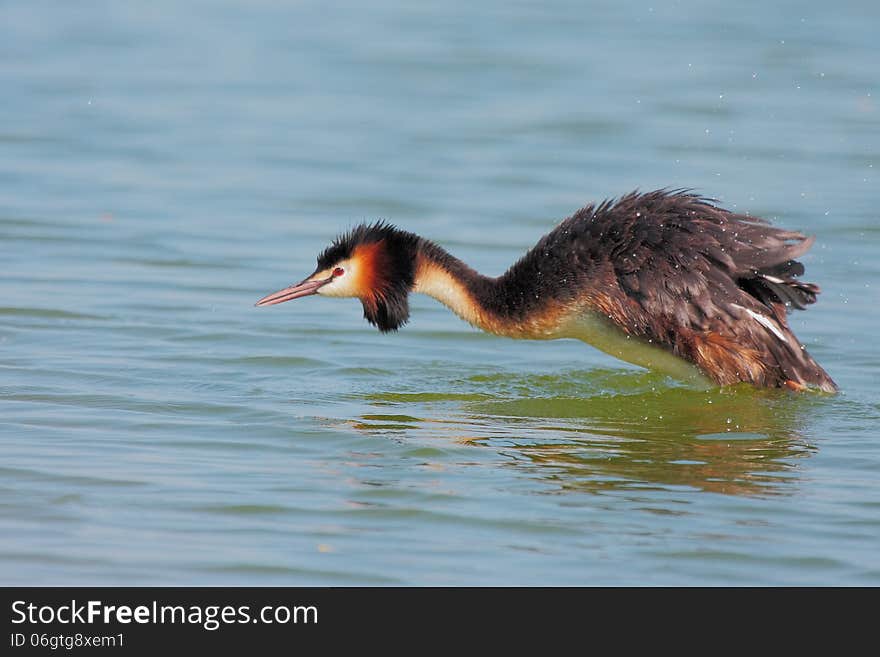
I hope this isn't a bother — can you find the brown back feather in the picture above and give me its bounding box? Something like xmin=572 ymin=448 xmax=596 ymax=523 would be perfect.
xmin=495 ymin=190 xmax=837 ymax=391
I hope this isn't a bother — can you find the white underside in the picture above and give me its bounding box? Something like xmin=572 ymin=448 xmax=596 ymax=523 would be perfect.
xmin=557 ymin=311 xmax=713 ymax=387
xmin=413 ymin=270 xmax=713 ymax=387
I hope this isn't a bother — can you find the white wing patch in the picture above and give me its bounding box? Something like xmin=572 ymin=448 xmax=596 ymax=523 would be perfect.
xmin=733 ymin=304 xmax=788 ymax=343
xmin=761 ymin=274 xmax=785 ymax=284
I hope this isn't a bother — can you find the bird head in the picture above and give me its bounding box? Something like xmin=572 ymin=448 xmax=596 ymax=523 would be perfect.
xmin=255 ymin=222 xmax=419 ymax=332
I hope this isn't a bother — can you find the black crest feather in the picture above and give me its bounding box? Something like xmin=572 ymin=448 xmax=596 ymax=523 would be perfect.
xmin=317 ymin=221 xmax=420 ymax=332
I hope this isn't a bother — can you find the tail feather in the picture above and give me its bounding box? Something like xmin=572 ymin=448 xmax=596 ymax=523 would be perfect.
xmin=738 ymin=234 xmax=820 ymax=312
xmin=746 ymin=271 xmax=819 ymax=311
xmin=729 ymin=230 xmax=836 ymax=392
xmin=766 ymin=324 xmax=839 ymax=393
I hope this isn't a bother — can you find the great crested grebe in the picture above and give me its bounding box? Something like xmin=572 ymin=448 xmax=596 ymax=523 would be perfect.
xmin=256 ymin=190 xmax=837 ymax=392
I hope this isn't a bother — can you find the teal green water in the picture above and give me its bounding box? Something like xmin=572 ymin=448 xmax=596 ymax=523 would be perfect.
xmin=2 ymin=1 xmax=878 ymax=585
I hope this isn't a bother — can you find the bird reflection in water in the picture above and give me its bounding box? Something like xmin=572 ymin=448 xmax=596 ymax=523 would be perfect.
xmin=352 ymin=370 xmax=818 ymax=498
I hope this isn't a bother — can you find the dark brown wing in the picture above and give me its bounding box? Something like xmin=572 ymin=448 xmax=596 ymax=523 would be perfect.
xmin=512 ymin=190 xmax=837 ymax=391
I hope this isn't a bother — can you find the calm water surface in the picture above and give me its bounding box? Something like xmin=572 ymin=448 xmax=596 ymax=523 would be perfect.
xmin=2 ymin=1 xmax=878 ymax=585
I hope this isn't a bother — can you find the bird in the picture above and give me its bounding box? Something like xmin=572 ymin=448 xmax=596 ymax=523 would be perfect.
xmin=256 ymin=189 xmax=837 ymax=392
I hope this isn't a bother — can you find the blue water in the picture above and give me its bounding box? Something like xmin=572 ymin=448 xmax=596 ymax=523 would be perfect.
xmin=1 ymin=0 xmax=878 ymax=585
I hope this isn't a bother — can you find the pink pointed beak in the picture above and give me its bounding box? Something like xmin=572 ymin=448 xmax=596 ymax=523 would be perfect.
xmin=255 ymin=276 xmax=331 ymax=307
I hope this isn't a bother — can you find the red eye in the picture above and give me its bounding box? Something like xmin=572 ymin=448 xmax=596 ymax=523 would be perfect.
xmin=333 ymin=267 xmax=344 ymax=277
